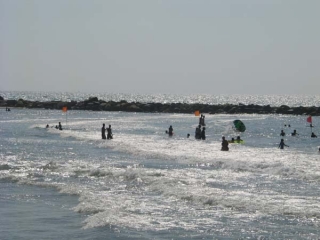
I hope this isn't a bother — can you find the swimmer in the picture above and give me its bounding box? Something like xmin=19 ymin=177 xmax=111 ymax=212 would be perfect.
xmin=236 ymin=136 xmax=242 ymax=143
xmin=279 ymin=139 xmax=289 ymax=149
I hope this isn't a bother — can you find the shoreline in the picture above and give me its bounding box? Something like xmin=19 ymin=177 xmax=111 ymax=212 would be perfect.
xmin=1 ymin=96 xmax=319 ymax=115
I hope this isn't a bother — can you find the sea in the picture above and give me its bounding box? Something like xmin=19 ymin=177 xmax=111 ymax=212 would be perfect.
xmin=0 ymin=91 xmax=320 ymax=240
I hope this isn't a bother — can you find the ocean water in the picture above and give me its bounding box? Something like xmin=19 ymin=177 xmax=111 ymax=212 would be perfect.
xmin=1 ymin=93 xmax=320 ymax=239
xmin=1 ymin=91 xmax=320 ymax=107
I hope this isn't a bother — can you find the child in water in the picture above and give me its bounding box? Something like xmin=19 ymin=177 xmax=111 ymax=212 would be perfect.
xmin=279 ymin=139 xmax=289 ymax=149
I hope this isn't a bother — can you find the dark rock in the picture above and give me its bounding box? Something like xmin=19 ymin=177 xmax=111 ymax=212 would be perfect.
xmin=88 ymin=97 xmax=98 ymax=102
xmin=6 ymin=100 xmax=17 ymax=106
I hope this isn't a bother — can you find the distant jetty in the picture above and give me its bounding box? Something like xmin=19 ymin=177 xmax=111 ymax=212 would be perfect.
xmin=1 ymin=96 xmax=319 ymax=115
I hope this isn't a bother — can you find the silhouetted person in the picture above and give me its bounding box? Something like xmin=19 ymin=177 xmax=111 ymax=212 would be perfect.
xmin=107 ymin=125 xmax=113 ymax=139
xmin=58 ymin=122 xmax=62 ymax=130
xmin=55 ymin=125 xmax=58 ymax=129
xmin=187 ymin=133 xmax=190 ymax=138
xmin=199 ymin=115 xmax=205 ymax=126
xmin=195 ymin=125 xmax=201 ymax=139
xmin=201 ymin=127 xmax=206 ymax=140
xmin=46 ymin=124 xmax=49 ymax=128
xmin=101 ymin=123 xmax=106 ymax=139
xmin=279 ymin=139 xmax=289 ymax=149
xmin=236 ymin=136 xmax=242 ymax=143
xmin=221 ymin=136 xmax=229 ymax=151
xmin=311 ymin=132 xmax=317 ymax=138
xmin=229 ymin=138 xmax=235 ymax=143
xmin=168 ymin=125 xmax=173 ymax=137
xmin=291 ymin=129 xmax=298 ymax=136
xmin=280 ymin=130 xmax=285 ymax=136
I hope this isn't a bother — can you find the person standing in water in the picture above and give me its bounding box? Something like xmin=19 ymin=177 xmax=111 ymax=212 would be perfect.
xmin=201 ymin=127 xmax=206 ymax=140
xmin=195 ymin=125 xmax=201 ymax=139
xmin=107 ymin=125 xmax=113 ymax=139
xmin=168 ymin=125 xmax=173 ymax=137
xmin=279 ymin=139 xmax=289 ymax=149
xmin=221 ymin=136 xmax=229 ymax=151
xmin=280 ymin=130 xmax=285 ymax=136
xmin=101 ymin=123 xmax=106 ymax=139
xmin=58 ymin=122 xmax=62 ymax=130
xmin=291 ymin=129 xmax=298 ymax=136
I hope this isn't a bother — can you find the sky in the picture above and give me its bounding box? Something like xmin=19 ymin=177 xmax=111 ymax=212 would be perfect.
xmin=1 ymin=0 xmax=320 ymax=94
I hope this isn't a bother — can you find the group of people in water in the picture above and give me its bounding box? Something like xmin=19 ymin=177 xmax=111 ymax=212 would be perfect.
xmin=101 ymin=124 xmax=113 ymax=139
xmin=279 ymin=124 xmax=318 ymax=150
xmin=165 ymin=114 xmax=243 ymax=151
xmin=46 ymin=122 xmax=63 ymax=130
xmin=47 ymin=116 xmax=318 ymax=152
xmin=195 ymin=114 xmax=206 ymax=140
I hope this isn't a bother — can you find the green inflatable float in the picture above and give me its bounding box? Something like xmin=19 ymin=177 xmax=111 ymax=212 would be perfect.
xmin=233 ymin=120 xmax=246 ymax=132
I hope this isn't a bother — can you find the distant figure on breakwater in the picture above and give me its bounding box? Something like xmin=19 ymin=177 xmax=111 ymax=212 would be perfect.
xmin=168 ymin=125 xmax=173 ymax=137
xmin=291 ymin=129 xmax=298 ymax=136
xmin=311 ymin=132 xmax=317 ymax=138
xmin=58 ymin=122 xmax=62 ymax=130
xmin=101 ymin=123 xmax=106 ymax=139
xmin=280 ymin=130 xmax=285 ymax=136
xmin=107 ymin=125 xmax=113 ymax=139
xmin=279 ymin=139 xmax=289 ymax=149
xmin=221 ymin=136 xmax=229 ymax=151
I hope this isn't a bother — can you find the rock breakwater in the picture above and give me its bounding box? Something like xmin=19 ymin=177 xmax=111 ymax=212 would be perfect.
xmin=1 ymin=96 xmax=319 ymax=115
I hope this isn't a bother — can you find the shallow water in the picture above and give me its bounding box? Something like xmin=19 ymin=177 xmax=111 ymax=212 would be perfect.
xmin=0 ymin=108 xmax=320 ymax=239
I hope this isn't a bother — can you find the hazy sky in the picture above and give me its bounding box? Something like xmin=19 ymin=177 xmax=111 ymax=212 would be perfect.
xmin=1 ymin=0 xmax=320 ymax=94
